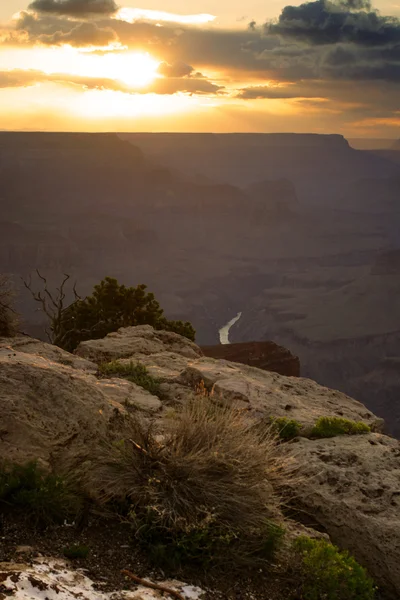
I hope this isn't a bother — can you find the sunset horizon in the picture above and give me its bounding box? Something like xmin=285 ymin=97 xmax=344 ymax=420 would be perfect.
xmin=0 ymin=0 xmax=399 ymax=136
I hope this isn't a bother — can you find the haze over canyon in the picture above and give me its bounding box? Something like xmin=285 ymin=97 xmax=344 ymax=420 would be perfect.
xmin=1 ymin=131 xmax=399 ymax=434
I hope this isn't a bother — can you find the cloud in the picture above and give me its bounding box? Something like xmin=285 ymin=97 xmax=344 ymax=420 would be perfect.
xmin=43 ymin=21 xmax=118 ymax=46
xmin=149 ymin=77 xmax=223 ymax=94
xmin=268 ymin=0 xmax=400 ymax=46
xmin=3 ymin=0 xmax=400 ymax=90
xmin=0 ymin=68 xmax=223 ymax=95
xmin=0 ymin=69 xmax=46 ymax=87
xmin=236 ymin=84 xmax=317 ymax=99
xmin=11 ymin=10 xmax=118 ymax=47
xmin=157 ymin=61 xmax=194 ymax=77
xmin=28 ymin=0 xmax=119 ymax=17
xmin=116 ymin=8 xmax=215 ymax=25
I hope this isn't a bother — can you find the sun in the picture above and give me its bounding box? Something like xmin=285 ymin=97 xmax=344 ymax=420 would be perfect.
xmin=96 ymin=52 xmax=160 ymax=88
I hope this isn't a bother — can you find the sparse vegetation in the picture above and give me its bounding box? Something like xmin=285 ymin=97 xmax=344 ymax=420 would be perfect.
xmin=0 ymin=461 xmax=81 ymax=526
xmin=0 ymin=274 xmax=18 ymax=337
xmin=311 ymin=417 xmax=370 ymax=439
xmin=72 ymin=399 xmax=288 ymax=570
xmin=294 ymin=536 xmax=375 ymax=600
xmin=271 ymin=417 xmax=302 ymax=440
xmin=98 ymin=360 xmax=161 ymax=396
xmin=25 ymin=273 xmax=195 ymax=351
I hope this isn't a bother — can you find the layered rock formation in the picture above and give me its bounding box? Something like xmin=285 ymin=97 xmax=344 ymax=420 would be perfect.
xmin=0 ymin=325 xmax=398 ymax=597
xmin=201 ymin=340 xmax=300 ymax=377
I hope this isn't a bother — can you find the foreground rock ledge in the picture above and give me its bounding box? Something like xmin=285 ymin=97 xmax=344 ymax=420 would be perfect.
xmin=0 ymin=559 xmax=203 ymax=600
xmin=0 ymin=325 xmax=398 ymax=598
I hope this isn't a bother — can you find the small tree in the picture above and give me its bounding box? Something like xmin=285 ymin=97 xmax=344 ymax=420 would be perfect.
xmin=0 ymin=275 xmax=18 ymax=337
xmin=25 ymin=274 xmax=195 ymax=351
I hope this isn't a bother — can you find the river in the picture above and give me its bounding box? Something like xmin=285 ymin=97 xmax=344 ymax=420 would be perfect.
xmin=219 ymin=311 xmax=242 ymax=345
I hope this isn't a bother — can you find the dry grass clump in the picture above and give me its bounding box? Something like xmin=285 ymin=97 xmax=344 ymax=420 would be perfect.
xmin=73 ymin=398 xmax=289 ymax=569
xmin=0 ymin=275 xmax=18 ymax=337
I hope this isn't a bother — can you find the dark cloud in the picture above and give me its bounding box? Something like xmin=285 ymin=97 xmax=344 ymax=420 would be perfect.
xmin=322 ymin=42 xmax=400 ymax=81
xmin=324 ymin=58 xmax=400 ymax=80
xmin=236 ymin=84 xmax=316 ymax=99
xmin=28 ymin=0 xmax=119 ymax=17
xmin=149 ymin=77 xmax=223 ymax=95
xmin=268 ymin=0 xmax=400 ymax=46
xmin=13 ymin=10 xmax=117 ymax=46
xmin=43 ymin=21 xmax=117 ymax=45
xmin=157 ymin=61 xmax=194 ymax=77
xmin=2 ymin=0 xmax=400 ymax=90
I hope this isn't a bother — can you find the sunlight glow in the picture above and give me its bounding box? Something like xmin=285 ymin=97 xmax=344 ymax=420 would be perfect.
xmin=116 ymin=7 xmax=216 ymax=25
xmin=1 ymin=47 xmax=160 ymax=88
xmin=76 ymin=89 xmax=196 ymax=118
xmin=82 ymin=52 xmax=160 ymax=87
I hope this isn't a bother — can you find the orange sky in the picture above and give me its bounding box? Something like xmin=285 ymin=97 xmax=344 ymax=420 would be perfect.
xmin=0 ymin=0 xmax=399 ymax=135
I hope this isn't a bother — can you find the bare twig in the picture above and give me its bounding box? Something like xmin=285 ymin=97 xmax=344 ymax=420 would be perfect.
xmin=121 ymin=570 xmax=185 ymax=600
xmin=22 ymin=270 xmax=76 ymax=344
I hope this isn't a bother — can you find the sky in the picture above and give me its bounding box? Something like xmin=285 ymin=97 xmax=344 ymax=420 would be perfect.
xmin=0 ymin=0 xmax=399 ymax=135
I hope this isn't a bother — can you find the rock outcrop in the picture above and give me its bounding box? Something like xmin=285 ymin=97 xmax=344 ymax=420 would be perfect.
xmin=76 ymin=326 xmax=202 ymax=362
xmin=0 ymin=337 xmax=161 ymax=464
xmin=201 ymin=340 xmax=300 ymax=377
xmin=289 ymin=434 xmax=400 ymax=599
xmin=0 ymin=325 xmax=399 ymax=597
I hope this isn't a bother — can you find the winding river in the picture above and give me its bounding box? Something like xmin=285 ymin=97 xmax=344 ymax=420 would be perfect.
xmin=219 ymin=312 xmax=242 ymax=345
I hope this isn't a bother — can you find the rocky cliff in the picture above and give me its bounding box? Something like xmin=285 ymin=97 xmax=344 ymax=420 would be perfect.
xmin=201 ymin=340 xmax=300 ymax=377
xmin=1 ymin=325 xmax=399 ymax=598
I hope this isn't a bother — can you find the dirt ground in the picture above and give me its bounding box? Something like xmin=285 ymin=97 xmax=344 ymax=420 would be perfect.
xmin=0 ymin=511 xmax=295 ymax=600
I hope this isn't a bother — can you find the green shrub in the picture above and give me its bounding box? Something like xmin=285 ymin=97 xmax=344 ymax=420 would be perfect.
xmin=294 ymin=536 xmax=375 ymax=600
xmin=311 ymin=417 xmax=370 ymax=439
xmin=73 ymin=399 xmax=288 ymax=570
xmin=63 ymin=544 xmax=90 ymax=560
xmin=0 ymin=461 xmax=81 ymax=526
xmin=98 ymin=360 xmax=161 ymax=396
xmin=51 ymin=277 xmax=195 ymax=351
xmin=138 ymin=517 xmax=285 ymax=570
xmin=271 ymin=417 xmax=302 ymax=440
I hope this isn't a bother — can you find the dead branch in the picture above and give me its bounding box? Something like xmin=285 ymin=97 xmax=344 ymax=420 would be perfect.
xmin=121 ymin=570 xmax=185 ymax=600
xmin=22 ymin=270 xmax=75 ymax=344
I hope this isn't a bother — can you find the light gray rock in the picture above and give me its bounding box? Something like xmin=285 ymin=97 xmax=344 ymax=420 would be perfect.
xmin=287 ymin=433 xmax=400 ymax=599
xmin=0 ymin=336 xmax=97 ymax=372
xmin=176 ymin=357 xmax=383 ymax=430
xmin=0 ymin=347 xmax=156 ymax=464
xmin=75 ymin=325 xmax=202 ymax=363
xmin=78 ymin=327 xmax=381 ymax=431
xmin=98 ymin=377 xmax=162 ymax=413
xmin=116 ymin=351 xmax=191 ymax=381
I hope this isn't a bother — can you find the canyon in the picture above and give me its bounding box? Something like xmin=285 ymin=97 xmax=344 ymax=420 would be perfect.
xmin=1 ymin=132 xmax=400 ymax=434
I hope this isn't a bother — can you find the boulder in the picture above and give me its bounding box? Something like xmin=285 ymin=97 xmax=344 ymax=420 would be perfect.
xmin=0 ymin=345 xmax=160 ymax=465
xmin=287 ymin=433 xmax=400 ymax=599
xmin=76 ymin=325 xmax=202 ymax=363
xmin=201 ymin=340 xmax=300 ymax=377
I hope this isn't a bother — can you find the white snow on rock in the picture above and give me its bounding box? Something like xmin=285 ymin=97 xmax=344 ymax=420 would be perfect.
xmin=0 ymin=559 xmax=204 ymax=600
